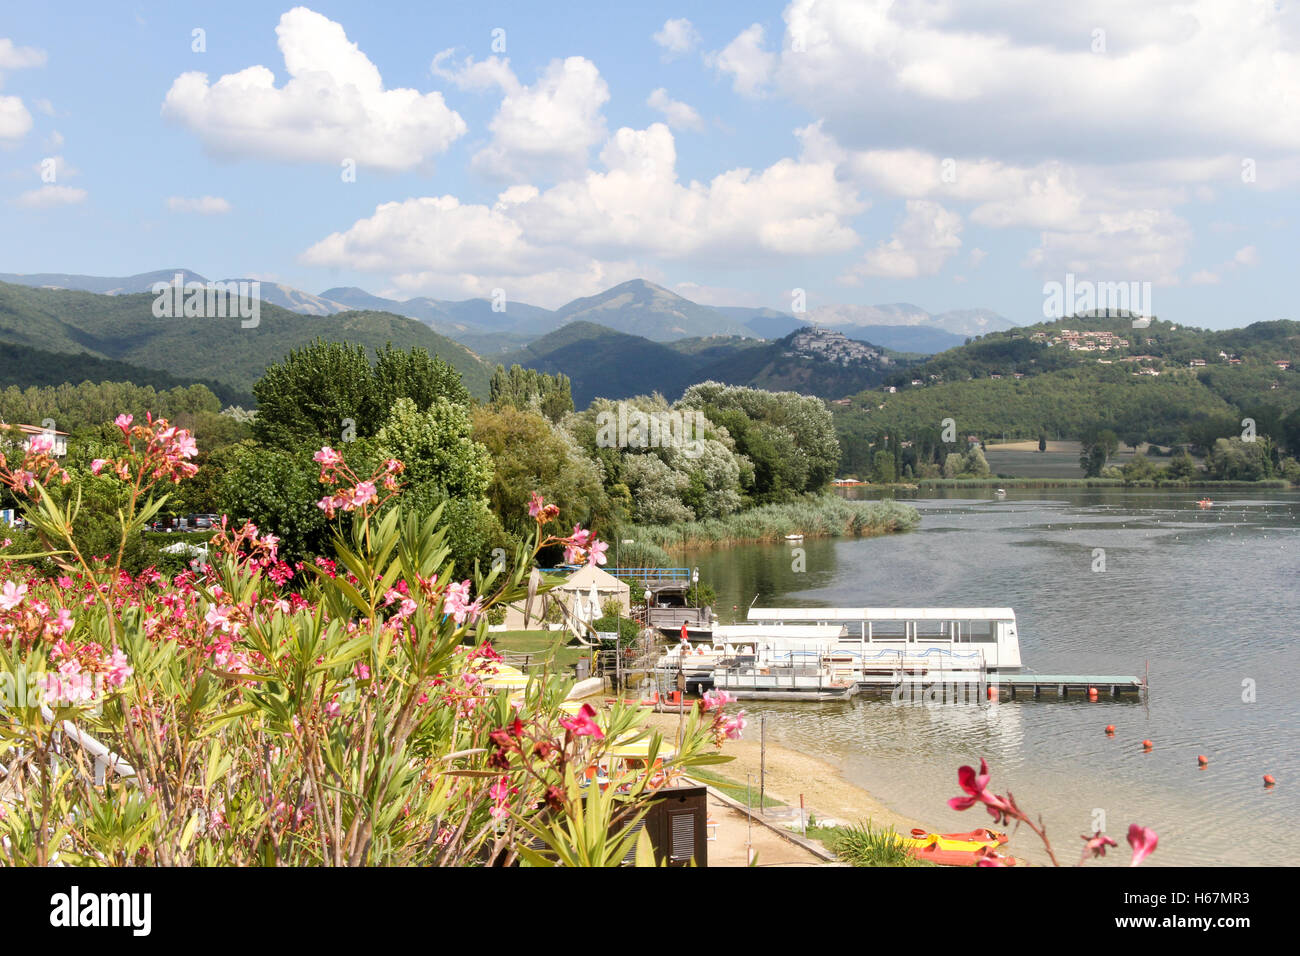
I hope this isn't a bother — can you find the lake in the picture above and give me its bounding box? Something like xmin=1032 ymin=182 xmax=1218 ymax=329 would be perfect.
xmin=689 ymin=488 xmax=1300 ymax=866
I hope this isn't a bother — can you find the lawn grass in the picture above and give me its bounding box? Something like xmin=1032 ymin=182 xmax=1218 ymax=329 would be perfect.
xmin=685 ymin=766 xmax=785 ymax=809
xmin=488 ymin=629 xmax=588 ymax=672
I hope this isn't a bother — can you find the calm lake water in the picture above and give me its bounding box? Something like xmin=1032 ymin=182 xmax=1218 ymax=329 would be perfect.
xmin=690 ymin=488 xmax=1300 ymax=866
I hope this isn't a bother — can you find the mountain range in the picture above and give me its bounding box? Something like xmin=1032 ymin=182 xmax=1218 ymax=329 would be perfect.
xmin=0 ymin=271 xmax=1005 ymax=355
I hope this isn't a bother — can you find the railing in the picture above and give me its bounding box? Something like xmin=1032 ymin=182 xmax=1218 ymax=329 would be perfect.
xmin=605 ymin=568 xmax=693 ymax=582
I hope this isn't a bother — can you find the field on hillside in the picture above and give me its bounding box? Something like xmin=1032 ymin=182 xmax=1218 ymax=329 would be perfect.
xmin=984 ymin=440 xmax=1152 ymax=477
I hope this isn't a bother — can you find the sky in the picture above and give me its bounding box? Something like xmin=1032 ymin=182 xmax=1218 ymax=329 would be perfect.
xmin=1 ymin=0 xmax=1298 ymax=327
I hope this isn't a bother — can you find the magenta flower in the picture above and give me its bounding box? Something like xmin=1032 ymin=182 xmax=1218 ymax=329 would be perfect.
xmin=528 ymin=491 xmax=545 ymax=518
xmin=90 ymin=459 xmax=107 ymax=475
xmin=560 ymin=703 xmax=604 ymax=739
xmin=570 ymin=525 xmax=592 ymax=548
xmin=349 ymin=481 xmax=378 ymax=508
xmin=586 ymin=539 xmax=609 ymax=566
xmin=114 ymin=413 xmax=133 ymax=433
xmin=701 ymin=689 xmax=735 ymax=711
xmin=443 ymin=580 xmax=475 ymax=625
xmin=948 ymin=758 xmax=1011 ymax=819
xmin=1127 ymin=824 xmax=1158 ymax=866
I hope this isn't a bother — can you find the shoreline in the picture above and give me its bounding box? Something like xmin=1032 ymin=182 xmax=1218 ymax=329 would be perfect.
xmin=643 ymin=712 xmax=927 ymax=836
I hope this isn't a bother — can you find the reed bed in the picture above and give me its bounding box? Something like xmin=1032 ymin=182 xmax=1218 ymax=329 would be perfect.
xmin=624 ymin=496 xmax=920 ymax=551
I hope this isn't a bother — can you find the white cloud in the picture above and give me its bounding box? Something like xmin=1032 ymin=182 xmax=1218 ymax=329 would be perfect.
xmin=848 ymin=200 xmax=962 ymax=279
xmin=302 ymin=123 xmax=865 ymax=302
xmin=1023 ymin=209 xmax=1192 ymax=286
xmin=1232 ymin=245 xmax=1258 ymax=267
xmin=775 ymin=0 xmax=1300 ymax=160
xmin=161 ymin=7 xmax=466 ymax=171
xmin=32 ymin=154 xmax=76 ymax=179
xmin=709 ymin=24 xmax=776 ymax=97
xmin=653 ymin=18 xmax=701 ymax=58
xmin=434 ymin=53 xmax=609 ymax=182
xmin=646 ymin=88 xmax=704 ymax=131
xmin=168 ymin=195 xmax=232 ymax=214
xmin=0 ymin=38 xmax=46 ymax=71
xmin=14 ymin=184 xmax=87 ymax=208
xmin=0 ymin=94 xmax=32 ymax=141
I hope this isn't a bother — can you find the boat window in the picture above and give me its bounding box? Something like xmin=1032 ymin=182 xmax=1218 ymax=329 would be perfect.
xmin=842 ymin=621 xmax=864 ymax=638
xmin=966 ymin=620 xmax=997 ymax=642
xmin=869 ymin=620 xmax=907 ymax=642
xmin=913 ymin=620 xmax=951 ymax=641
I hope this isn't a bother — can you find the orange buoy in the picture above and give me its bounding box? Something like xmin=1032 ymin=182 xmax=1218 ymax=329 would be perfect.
xmin=987 ymin=685 xmax=999 ymax=701
xmin=1197 ymin=755 xmax=1208 ymax=767
xmin=1142 ymin=739 xmax=1153 ymax=751
xmin=1088 ymin=687 xmax=1098 ymax=701
xmin=1264 ymin=775 xmax=1276 ymax=787
xmin=1105 ymin=724 xmax=1116 ymax=735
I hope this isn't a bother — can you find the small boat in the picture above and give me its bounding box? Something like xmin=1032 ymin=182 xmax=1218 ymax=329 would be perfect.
xmin=994 ymin=488 xmax=1007 ymax=497
xmin=1197 ymin=498 xmax=1213 ymax=509
xmin=784 ymin=533 xmax=804 ymax=541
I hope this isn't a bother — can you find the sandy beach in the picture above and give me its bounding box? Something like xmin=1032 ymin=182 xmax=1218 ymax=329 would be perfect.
xmin=642 ymin=712 xmax=927 ymax=835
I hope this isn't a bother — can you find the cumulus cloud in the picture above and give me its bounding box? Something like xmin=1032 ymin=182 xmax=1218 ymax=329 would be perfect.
xmin=653 ymin=18 xmax=701 ymax=58
xmin=161 ymin=7 xmax=466 ymax=171
xmin=646 ymin=88 xmax=704 ymax=131
xmin=302 ymin=122 xmax=864 ymax=302
xmin=708 ymin=24 xmax=776 ymax=97
xmin=847 ymin=200 xmax=962 ymax=279
xmin=168 ymin=195 xmax=232 ymax=214
xmin=0 ymin=38 xmax=46 ymax=71
xmin=775 ymin=0 xmax=1300 ymax=161
xmin=0 ymin=95 xmax=33 ymax=141
xmin=433 ymin=52 xmax=609 ymax=182
xmin=13 ymin=184 xmax=87 ymax=208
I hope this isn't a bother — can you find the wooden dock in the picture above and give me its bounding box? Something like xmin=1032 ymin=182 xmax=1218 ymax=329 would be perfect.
xmin=855 ymin=672 xmax=1145 ymax=700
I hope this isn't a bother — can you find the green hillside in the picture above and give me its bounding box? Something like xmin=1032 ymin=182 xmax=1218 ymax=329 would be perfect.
xmin=0 ymin=281 xmax=491 ymax=399
xmin=0 ymin=341 xmax=253 ymax=405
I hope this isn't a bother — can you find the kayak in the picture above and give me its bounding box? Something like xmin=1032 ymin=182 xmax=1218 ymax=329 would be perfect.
xmin=897 ymin=828 xmax=1019 ymax=866
xmin=899 ymin=827 xmax=1007 ymax=852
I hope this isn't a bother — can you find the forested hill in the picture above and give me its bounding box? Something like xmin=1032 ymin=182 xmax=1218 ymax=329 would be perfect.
xmin=0 ymin=280 xmax=492 ymax=399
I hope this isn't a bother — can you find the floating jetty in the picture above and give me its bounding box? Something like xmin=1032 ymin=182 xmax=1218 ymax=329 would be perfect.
xmin=871 ymin=672 xmax=1145 ymax=699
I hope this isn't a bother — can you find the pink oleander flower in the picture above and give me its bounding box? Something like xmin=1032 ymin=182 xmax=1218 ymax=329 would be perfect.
xmin=722 ymin=712 xmax=747 ymax=739
xmin=569 ymin=525 xmax=591 ymax=548
xmin=528 ymin=491 xmax=545 ymax=518
xmin=28 ymin=434 xmax=54 ymax=454
xmin=353 ymin=662 xmax=371 ymax=680
xmin=563 ymin=542 xmax=585 ymax=564
xmin=48 ymin=607 xmax=74 ymax=636
xmin=0 ymin=580 xmax=27 ymax=611
xmin=114 ymin=414 xmax=133 ymax=433
xmin=313 ymin=446 xmax=344 ymax=468
xmin=349 ymin=481 xmax=378 ymax=508
xmin=560 ymin=703 xmax=604 ymax=739
xmin=948 ymin=758 xmax=1011 ymax=820
xmin=586 ymin=539 xmax=609 ymax=566
xmin=443 ymin=580 xmax=476 ymax=625
xmin=324 ymin=698 xmax=341 ymax=719
xmin=105 ymin=647 xmax=132 ymax=688
xmin=1127 ymin=824 xmax=1158 ymax=867
xmin=90 ymin=459 xmax=108 ymax=475
xmin=1081 ymin=831 xmax=1119 ymax=859
xmin=701 ymin=689 xmax=735 ymax=711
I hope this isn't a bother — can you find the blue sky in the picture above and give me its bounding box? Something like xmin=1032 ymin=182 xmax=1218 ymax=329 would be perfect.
xmin=2 ymin=1 xmax=1297 ymax=327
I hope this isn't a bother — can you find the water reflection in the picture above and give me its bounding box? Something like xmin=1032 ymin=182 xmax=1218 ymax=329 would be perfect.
xmin=689 ymin=488 xmax=1300 ymax=865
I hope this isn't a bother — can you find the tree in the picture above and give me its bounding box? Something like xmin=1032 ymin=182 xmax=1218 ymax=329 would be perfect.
xmin=1079 ymin=427 xmax=1119 ymax=477
xmin=1163 ymin=450 xmax=1198 ymax=481
xmin=374 ymin=398 xmax=492 ymax=502
xmin=1038 ymin=430 xmax=1047 ymax=453
xmin=252 ymin=340 xmax=469 ymax=447
xmin=471 ymin=405 xmax=611 ymax=538
xmin=871 ymin=450 xmax=896 ymax=484
xmin=489 ymin=365 xmax=574 ymax=423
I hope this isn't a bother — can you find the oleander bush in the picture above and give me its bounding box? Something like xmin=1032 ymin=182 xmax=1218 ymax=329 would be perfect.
xmin=0 ymin=416 xmax=739 ymax=866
